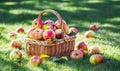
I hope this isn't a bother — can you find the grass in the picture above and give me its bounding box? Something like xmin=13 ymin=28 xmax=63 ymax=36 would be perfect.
xmin=0 ymin=0 xmax=120 ymax=71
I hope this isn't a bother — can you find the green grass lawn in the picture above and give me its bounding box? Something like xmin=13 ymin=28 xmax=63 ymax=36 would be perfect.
xmin=0 ymin=0 xmax=120 ymax=71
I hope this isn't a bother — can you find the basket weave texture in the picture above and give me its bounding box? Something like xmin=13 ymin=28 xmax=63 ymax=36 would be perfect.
xmin=25 ymin=9 xmax=76 ymax=56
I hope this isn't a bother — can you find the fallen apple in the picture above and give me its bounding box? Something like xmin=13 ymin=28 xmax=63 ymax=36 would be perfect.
xmin=90 ymin=24 xmax=99 ymax=30
xmin=88 ymin=46 xmax=100 ymax=55
xmin=10 ymin=50 xmax=22 ymax=60
xmin=84 ymin=30 xmax=96 ymax=38
xmin=10 ymin=40 xmax=22 ymax=48
xmin=90 ymin=54 xmax=103 ymax=65
xmin=16 ymin=26 xmax=24 ymax=33
xmin=8 ymin=32 xmax=16 ymax=39
xmin=69 ymin=27 xmax=78 ymax=34
xmin=29 ymin=56 xmax=43 ymax=66
xmin=75 ymin=41 xmax=88 ymax=50
xmin=32 ymin=18 xmax=44 ymax=28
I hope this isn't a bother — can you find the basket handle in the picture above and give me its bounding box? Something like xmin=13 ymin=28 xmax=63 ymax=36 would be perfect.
xmin=38 ymin=9 xmax=65 ymax=38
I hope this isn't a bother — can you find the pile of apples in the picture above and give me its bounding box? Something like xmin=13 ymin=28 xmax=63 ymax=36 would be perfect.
xmin=70 ymin=24 xmax=104 ymax=65
xmin=27 ymin=18 xmax=78 ymax=41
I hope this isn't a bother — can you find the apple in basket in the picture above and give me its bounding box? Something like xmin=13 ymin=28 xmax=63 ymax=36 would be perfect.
xmin=10 ymin=50 xmax=22 ymax=60
xmin=69 ymin=27 xmax=78 ymax=34
xmin=88 ymin=46 xmax=100 ymax=55
xmin=27 ymin=27 xmax=35 ymax=38
xmin=16 ymin=26 xmax=24 ymax=33
xmin=10 ymin=40 xmax=22 ymax=48
xmin=32 ymin=18 xmax=44 ymax=28
xmin=29 ymin=56 xmax=43 ymax=66
xmin=90 ymin=24 xmax=99 ymax=30
xmin=55 ymin=20 xmax=69 ymax=34
xmin=8 ymin=32 xmax=17 ymax=39
xmin=90 ymin=54 xmax=103 ymax=65
xmin=55 ymin=29 xmax=62 ymax=39
xmin=44 ymin=20 xmax=55 ymax=30
xmin=84 ymin=30 xmax=96 ymax=38
xmin=75 ymin=41 xmax=88 ymax=50
xmin=32 ymin=28 xmax=44 ymax=40
xmin=43 ymin=29 xmax=55 ymax=41
xmin=70 ymin=49 xmax=84 ymax=59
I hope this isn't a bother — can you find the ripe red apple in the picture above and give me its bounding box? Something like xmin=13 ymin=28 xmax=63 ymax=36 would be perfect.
xmin=70 ymin=49 xmax=84 ymax=59
xmin=84 ymin=30 xmax=96 ymax=38
xmin=75 ymin=41 xmax=88 ymax=50
xmin=43 ymin=29 xmax=55 ymax=41
xmin=10 ymin=50 xmax=22 ymax=60
xmin=69 ymin=27 xmax=78 ymax=34
xmin=88 ymin=46 xmax=100 ymax=55
xmin=16 ymin=26 xmax=24 ymax=33
xmin=8 ymin=32 xmax=16 ymax=39
xmin=44 ymin=19 xmax=55 ymax=25
xmin=55 ymin=20 xmax=69 ymax=34
xmin=10 ymin=40 xmax=22 ymax=48
xmin=32 ymin=18 xmax=44 ymax=28
xmin=90 ymin=54 xmax=103 ymax=65
xmin=90 ymin=24 xmax=99 ymax=30
xmin=55 ymin=29 xmax=62 ymax=39
xmin=32 ymin=28 xmax=44 ymax=40
xmin=29 ymin=56 xmax=43 ymax=66
xmin=27 ymin=27 xmax=35 ymax=38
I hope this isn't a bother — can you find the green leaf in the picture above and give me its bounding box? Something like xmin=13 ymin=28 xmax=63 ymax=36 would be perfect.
xmin=43 ymin=25 xmax=49 ymax=31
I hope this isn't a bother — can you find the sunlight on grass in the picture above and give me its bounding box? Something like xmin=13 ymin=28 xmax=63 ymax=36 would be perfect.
xmin=106 ymin=17 xmax=120 ymax=22
xmin=2 ymin=2 xmax=17 ymax=5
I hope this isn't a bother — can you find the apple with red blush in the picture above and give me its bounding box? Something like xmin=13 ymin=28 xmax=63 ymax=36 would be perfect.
xmin=32 ymin=18 xmax=44 ymax=28
xmin=10 ymin=40 xmax=22 ymax=48
xmin=84 ymin=30 xmax=96 ymax=38
xmin=75 ymin=41 xmax=88 ymax=50
xmin=55 ymin=29 xmax=62 ymax=39
xmin=8 ymin=32 xmax=16 ymax=39
xmin=90 ymin=24 xmax=99 ymax=30
xmin=27 ymin=28 xmax=35 ymax=38
xmin=69 ymin=27 xmax=78 ymax=34
xmin=16 ymin=26 xmax=24 ymax=33
xmin=88 ymin=46 xmax=100 ymax=55
xmin=10 ymin=50 xmax=22 ymax=60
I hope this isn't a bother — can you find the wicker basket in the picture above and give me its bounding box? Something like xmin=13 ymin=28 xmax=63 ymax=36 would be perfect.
xmin=25 ymin=9 xmax=76 ymax=56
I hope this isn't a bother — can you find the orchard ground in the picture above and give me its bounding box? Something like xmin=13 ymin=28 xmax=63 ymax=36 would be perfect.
xmin=0 ymin=0 xmax=120 ymax=71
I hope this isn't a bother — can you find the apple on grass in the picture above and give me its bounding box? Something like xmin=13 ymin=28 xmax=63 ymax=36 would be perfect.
xmin=32 ymin=18 xmax=44 ymax=28
xmin=29 ymin=56 xmax=43 ymax=66
xmin=75 ymin=41 xmax=88 ymax=50
xmin=84 ymin=30 xmax=96 ymax=38
xmin=8 ymin=32 xmax=16 ymax=39
xmin=88 ymin=46 xmax=100 ymax=55
xmin=90 ymin=54 xmax=103 ymax=65
xmin=70 ymin=49 xmax=84 ymax=59
xmin=16 ymin=26 xmax=24 ymax=33
xmin=43 ymin=29 xmax=55 ymax=41
xmin=10 ymin=40 xmax=22 ymax=48
xmin=10 ymin=50 xmax=22 ymax=60
xmin=90 ymin=24 xmax=99 ymax=30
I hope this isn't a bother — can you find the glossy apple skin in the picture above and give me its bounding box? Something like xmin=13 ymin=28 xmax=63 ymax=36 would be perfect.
xmin=30 ymin=56 xmax=43 ymax=66
xmin=55 ymin=20 xmax=69 ymax=34
xmin=75 ymin=41 xmax=88 ymax=50
xmin=70 ymin=49 xmax=84 ymax=59
xmin=43 ymin=29 xmax=55 ymax=41
xmin=32 ymin=28 xmax=43 ymax=40
xmin=84 ymin=30 xmax=96 ymax=38
xmin=10 ymin=50 xmax=22 ymax=60
xmin=8 ymin=32 xmax=16 ymax=39
xmin=90 ymin=24 xmax=99 ymax=30
xmin=88 ymin=46 xmax=100 ymax=55
xmin=55 ymin=29 xmax=62 ymax=39
xmin=32 ymin=18 xmax=44 ymax=28
xmin=69 ymin=27 xmax=78 ymax=34
xmin=90 ymin=54 xmax=103 ymax=65
xmin=16 ymin=27 xmax=24 ymax=33
xmin=27 ymin=28 xmax=35 ymax=38
xmin=10 ymin=40 xmax=22 ymax=48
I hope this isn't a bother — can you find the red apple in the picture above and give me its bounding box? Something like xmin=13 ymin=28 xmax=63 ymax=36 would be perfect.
xmin=75 ymin=41 xmax=88 ymax=50
xmin=10 ymin=40 xmax=22 ymax=48
xmin=32 ymin=28 xmax=44 ymax=40
xmin=70 ymin=49 xmax=84 ymax=59
xmin=29 ymin=56 xmax=43 ymax=66
xmin=88 ymin=46 xmax=100 ymax=55
xmin=16 ymin=26 xmax=24 ymax=33
xmin=10 ymin=50 xmax=22 ymax=60
xmin=32 ymin=18 xmax=44 ymax=28
xmin=27 ymin=28 xmax=35 ymax=38
xmin=8 ymin=32 xmax=16 ymax=39
xmin=69 ymin=27 xmax=78 ymax=34
xmin=90 ymin=24 xmax=99 ymax=30
xmin=55 ymin=29 xmax=62 ymax=39
xmin=90 ymin=54 xmax=103 ymax=65
xmin=43 ymin=29 xmax=55 ymax=41
xmin=84 ymin=30 xmax=96 ymax=38
xmin=44 ymin=19 xmax=55 ymax=26
xmin=55 ymin=20 xmax=69 ymax=34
